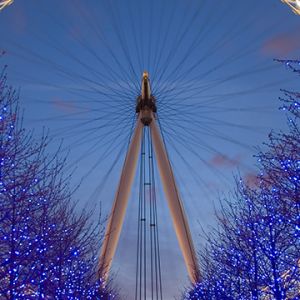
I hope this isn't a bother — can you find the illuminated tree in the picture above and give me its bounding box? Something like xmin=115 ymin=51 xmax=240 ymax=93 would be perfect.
xmin=185 ymin=60 xmax=300 ymax=300
xmin=0 ymin=66 xmax=117 ymax=299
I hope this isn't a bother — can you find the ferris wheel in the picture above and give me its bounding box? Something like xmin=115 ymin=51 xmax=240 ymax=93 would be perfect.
xmin=0 ymin=0 xmax=13 ymax=11
xmin=281 ymin=0 xmax=300 ymax=14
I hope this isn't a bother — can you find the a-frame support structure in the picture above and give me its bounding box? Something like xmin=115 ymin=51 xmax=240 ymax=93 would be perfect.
xmin=99 ymin=72 xmax=200 ymax=285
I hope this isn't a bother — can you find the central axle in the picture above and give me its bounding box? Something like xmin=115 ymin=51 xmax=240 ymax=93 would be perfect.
xmin=136 ymin=71 xmax=156 ymax=125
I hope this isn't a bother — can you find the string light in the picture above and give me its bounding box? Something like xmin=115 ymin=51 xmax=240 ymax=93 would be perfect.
xmin=186 ymin=60 xmax=300 ymax=299
xmin=0 ymin=69 xmax=116 ymax=298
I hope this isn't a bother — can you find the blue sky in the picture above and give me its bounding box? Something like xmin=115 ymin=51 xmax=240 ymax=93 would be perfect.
xmin=0 ymin=1 xmax=300 ymax=298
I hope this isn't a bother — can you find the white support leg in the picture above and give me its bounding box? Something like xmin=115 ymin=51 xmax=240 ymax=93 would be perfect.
xmin=99 ymin=116 xmax=143 ymax=281
xmin=150 ymin=117 xmax=200 ymax=284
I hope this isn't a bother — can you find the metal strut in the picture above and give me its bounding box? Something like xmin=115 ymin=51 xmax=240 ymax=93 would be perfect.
xmin=98 ymin=116 xmax=143 ymax=281
xmin=135 ymin=127 xmax=163 ymax=300
xmin=98 ymin=71 xmax=200 ymax=285
xmin=150 ymin=119 xmax=200 ymax=283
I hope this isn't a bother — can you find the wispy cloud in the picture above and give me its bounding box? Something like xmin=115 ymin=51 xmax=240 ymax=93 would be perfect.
xmin=244 ymin=172 xmax=259 ymax=187
xmin=52 ymin=97 xmax=77 ymax=113
xmin=9 ymin=3 xmax=27 ymax=34
xmin=261 ymin=32 xmax=300 ymax=57
xmin=209 ymin=153 xmax=242 ymax=168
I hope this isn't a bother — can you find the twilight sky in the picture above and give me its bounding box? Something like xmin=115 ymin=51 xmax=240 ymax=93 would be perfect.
xmin=0 ymin=1 xmax=300 ymax=298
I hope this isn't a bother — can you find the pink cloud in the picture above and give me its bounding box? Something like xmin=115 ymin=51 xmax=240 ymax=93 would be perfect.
xmin=52 ymin=97 xmax=76 ymax=113
xmin=210 ymin=153 xmax=242 ymax=168
xmin=244 ymin=172 xmax=259 ymax=188
xmin=11 ymin=5 xmax=27 ymax=34
xmin=261 ymin=33 xmax=300 ymax=57
xmin=69 ymin=25 xmax=82 ymax=40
